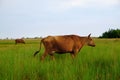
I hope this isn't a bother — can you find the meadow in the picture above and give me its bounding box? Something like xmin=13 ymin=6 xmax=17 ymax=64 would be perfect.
xmin=0 ymin=38 xmax=120 ymax=80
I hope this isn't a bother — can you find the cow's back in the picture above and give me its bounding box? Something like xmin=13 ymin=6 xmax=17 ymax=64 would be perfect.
xmin=53 ymin=35 xmax=78 ymax=52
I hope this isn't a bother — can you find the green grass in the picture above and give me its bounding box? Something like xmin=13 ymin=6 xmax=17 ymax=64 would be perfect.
xmin=0 ymin=39 xmax=120 ymax=80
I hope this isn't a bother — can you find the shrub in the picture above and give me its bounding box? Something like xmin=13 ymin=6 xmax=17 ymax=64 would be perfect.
xmin=99 ymin=29 xmax=120 ymax=38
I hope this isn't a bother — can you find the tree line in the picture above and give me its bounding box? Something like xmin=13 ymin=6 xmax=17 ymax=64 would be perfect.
xmin=99 ymin=29 xmax=120 ymax=38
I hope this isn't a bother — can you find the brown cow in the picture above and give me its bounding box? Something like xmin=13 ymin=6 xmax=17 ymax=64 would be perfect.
xmin=15 ymin=39 xmax=25 ymax=44
xmin=34 ymin=34 xmax=95 ymax=61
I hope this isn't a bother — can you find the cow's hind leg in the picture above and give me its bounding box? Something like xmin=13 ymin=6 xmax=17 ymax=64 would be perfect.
xmin=41 ymin=50 xmax=48 ymax=61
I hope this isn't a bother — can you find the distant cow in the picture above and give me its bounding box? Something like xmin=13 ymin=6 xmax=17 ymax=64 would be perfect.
xmin=15 ymin=39 xmax=25 ymax=44
xmin=34 ymin=34 xmax=95 ymax=61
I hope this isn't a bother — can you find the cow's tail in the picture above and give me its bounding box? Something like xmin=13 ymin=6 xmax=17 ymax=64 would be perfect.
xmin=34 ymin=39 xmax=43 ymax=57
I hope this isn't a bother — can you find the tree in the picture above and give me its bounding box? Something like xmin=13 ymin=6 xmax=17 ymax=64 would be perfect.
xmin=99 ymin=29 xmax=120 ymax=38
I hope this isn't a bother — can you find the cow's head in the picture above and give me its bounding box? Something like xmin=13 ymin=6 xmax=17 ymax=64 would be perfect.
xmin=87 ymin=34 xmax=95 ymax=47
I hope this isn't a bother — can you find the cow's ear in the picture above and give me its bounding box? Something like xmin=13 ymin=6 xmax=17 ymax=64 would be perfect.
xmin=88 ymin=33 xmax=91 ymax=38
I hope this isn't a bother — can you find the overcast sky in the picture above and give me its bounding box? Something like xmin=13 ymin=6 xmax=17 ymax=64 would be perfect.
xmin=0 ymin=0 xmax=120 ymax=39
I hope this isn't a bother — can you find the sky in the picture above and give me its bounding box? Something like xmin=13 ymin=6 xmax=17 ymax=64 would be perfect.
xmin=0 ymin=0 xmax=120 ymax=39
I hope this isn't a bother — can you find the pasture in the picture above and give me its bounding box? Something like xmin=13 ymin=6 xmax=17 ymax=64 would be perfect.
xmin=0 ymin=39 xmax=120 ymax=80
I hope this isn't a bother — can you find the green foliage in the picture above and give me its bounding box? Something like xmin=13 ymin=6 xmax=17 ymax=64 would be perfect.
xmin=0 ymin=39 xmax=120 ymax=80
xmin=99 ymin=29 xmax=120 ymax=38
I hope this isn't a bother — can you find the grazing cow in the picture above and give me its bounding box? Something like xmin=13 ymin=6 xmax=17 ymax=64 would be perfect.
xmin=34 ymin=34 xmax=95 ymax=61
xmin=15 ymin=39 xmax=25 ymax=44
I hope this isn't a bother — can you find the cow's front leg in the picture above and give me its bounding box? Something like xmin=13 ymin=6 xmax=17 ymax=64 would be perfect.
xmin=49 ymin=53 xmax=55 ymax=60
xmin=70 ymin=53 xmax=75 ymax=59
xmin=71 ymin=48 xmax=80 ymax=59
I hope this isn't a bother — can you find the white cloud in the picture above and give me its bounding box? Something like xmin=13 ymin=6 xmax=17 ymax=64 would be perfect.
xmin=1 ymin=0 xmax=119 ymax=11
xmin=0 ymin=0 xmax=17 ymax=7
xmin=0 ymin=0 xmax=119 ymax=14
xmin=48 ymin=0 xmax=120 ymax=11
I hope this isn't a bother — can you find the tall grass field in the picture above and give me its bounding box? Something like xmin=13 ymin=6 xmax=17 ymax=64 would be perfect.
xmin=0 ymin=39 xmax=120 ymax=80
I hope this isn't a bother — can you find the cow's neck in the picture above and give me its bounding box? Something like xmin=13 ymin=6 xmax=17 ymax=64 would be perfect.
xmin=80 ymin=37 xmax=88 ymax=46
